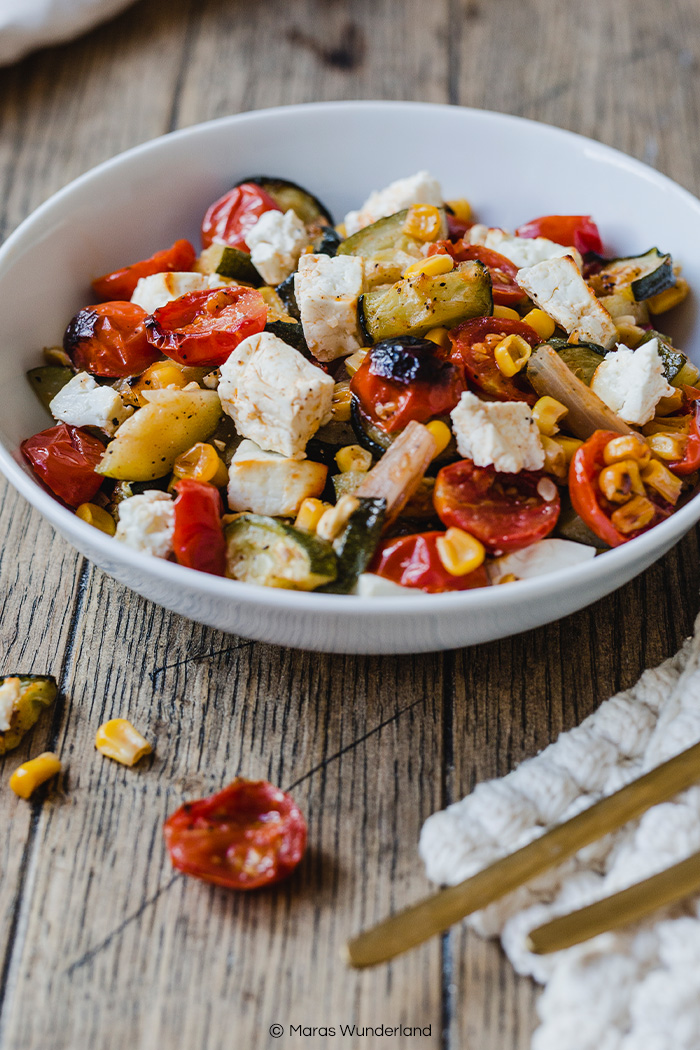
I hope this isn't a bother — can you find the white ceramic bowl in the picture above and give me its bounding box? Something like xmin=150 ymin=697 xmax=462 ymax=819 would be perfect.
xmin=0 ymin=101 xmax=698 ymax=653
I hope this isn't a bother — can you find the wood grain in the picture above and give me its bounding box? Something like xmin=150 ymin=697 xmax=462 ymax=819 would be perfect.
xmin=0 ymin=0 xmax=699 ymax=1047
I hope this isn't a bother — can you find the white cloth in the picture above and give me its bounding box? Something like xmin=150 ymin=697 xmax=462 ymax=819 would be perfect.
xmin=0 ymin=0 xmax=136 ymax=66
xmin=420 ymin=616 xmax=700 ymax=1049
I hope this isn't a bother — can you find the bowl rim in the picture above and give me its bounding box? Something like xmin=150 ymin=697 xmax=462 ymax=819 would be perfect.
xmin=1 ymin=98 xmax=698 ymax=617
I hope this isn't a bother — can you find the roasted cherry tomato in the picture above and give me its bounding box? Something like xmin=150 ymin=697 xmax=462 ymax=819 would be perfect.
xmin=201 ymin=182 xmax=282 ymax=252
xmin=446 ymin=213 xmax=472 ymax=241
xmin=21 ymin=423 xmax=105 ymax=507
xmin=91 ymin=239 xmax=196 ymax=301
xmin=569 ymin=430 xmax=671 ymax=547
xmin=669 ymin=388 xmax=700 ymax=476
xmin=163 ymin=778 xmax=307 ymax=891
xmin=429 ymin=240 xmax=525 ymax=306
xmin=371 ymin=531 xmax=490 ymax=592
xmin=350 ymin=337 xmax=466 ymax=433
xmin=64 ymin=301 xmax=158 ymax=378
xmin=449 ymin=317 xmax=539 ymax=404
xmin=434 ymin=459 xmax=560 ymax=553
xmin=145 ymin=286 xmax=267 ymax=368
xmin=515 ymin=215 xmax=603 ymax=256
xmin=172 ymin=479 xmax=226 ymax=576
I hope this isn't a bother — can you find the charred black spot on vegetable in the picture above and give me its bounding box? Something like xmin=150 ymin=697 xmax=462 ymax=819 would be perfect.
xmin=63 ymin=308 xmax=99 ymax=355
xmin=368 ymin=337 xmax=455 ymax=386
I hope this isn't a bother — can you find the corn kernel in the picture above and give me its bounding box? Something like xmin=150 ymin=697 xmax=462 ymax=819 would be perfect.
xmin=603 ymin=434 xmax=651 ymax=467
xmin=131 ymin=361 xmax=188 ymax=406
xmin=331 ymin=381 xmax=353 ymax=422
xmin=532 ymin=396 xmax=568 ymax=437
xmin=335 ymin=445 xmax=373 ymax=473
xmin=403 ymin=254 xmax=454 ymax=279
xmin=403 ymin=204 xmax=443 ymax=242
xmin=425 ymin=420 xmax=452 ymax=459
xmin=522 ymin=309 xmax=556 ymax=341
xmin=425 ymin=326 xmax=451 ymax=350
xmin=494 ymin=334 xmax=532 ymax=378
xmin=654 ymin=389 xmax=685 ymax=416
xmin=76 ymin=503 xmax=116 ymax=536
xmin=641 ymin=460 xmax=683 ymax=505
xmin=96 ymin=719 xmax=152 ymax=767
xmin=336 ymin=223 xmax=347 ymax=239
xmin=344 ymin=349 xmax=368 ymax=377
xmin=436 ymin=528 xmax=485 ymax=577
xmin=552 ymin=435 xmax=583 ymax=467
xmin=446 ymin=199 xmax=472 ymax=223
xmin=646 ymin=431 xmax=688 ymax=461
xmin=648 ymin=277 xmax=689 ymax=314
xmin=295 ymin=498 xmax=330 ymax=532
xmin=493 ymin=305 xmax=521 ymax=321
xmin=10 ymin=752 xmax=62 ymax=799
xmin=540 ymin=435 xmax=567 ymax=480
xmin=610 ymin=495 xmax=655 ymax=534
xmin=173 ymin=442 xmax=227 ymax=484
xmin=598 ymin=460 xmax=646 ymax=503
xmin=497 ymin=573 xmax=518 ymax=585
xmin=316 ymin=495 xmax=360 ymax=542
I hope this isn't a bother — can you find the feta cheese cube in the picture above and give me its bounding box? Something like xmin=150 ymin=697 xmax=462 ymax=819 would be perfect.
xmin=49 ymin=371 xmax=133 ymax=435
xmin=227 ymin=439 xmax=327 ymax=517
xmin=295 ymin=253 xmax=365 ymax=362
xmin=218 ymin=330 xmax=334 ymax=457
xmin=517 ymin=256 xmax=617 ymax=348
xmin=115 ymin=491 xmax=175 ymax=558
xmin=483 ymin=228 xmax=583 ymax=270
xmin=245 ymin=208 xmax=308 ymax=285
xmin=0 ymin=677 xmax=21 ymax=732
xmin=355 ymin=573 xmax=423 ymax=597
xmin=590 ymin=339 xmax=674 ymax=425
xmin=344 ymin=170 xmax=443 ymax=236
xmin=450 ymin=391 xmax=544 ymax=473
xmin=487 ymin=538 xmax=596 ymax=584
xmin=131 ymin=272 xmax=227 ymax=314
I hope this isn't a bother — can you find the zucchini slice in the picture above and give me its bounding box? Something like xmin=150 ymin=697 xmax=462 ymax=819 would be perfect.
xmin=591 ymin=248 xmax=675 ymax=302
xmin=27 ymin=366 xmax=74 ymax=413
xmin=338 ymin=207 xmax=447 ymax=288
xmin=224 ymin=514 xmax=337 ymax=590
xmin=238 ymin=176 xmax=334 ymax=227
xmin=358 ymin=261 xmax=493 ymax=343
xmin=636 ymin=330 xmax=687 ymax=383
xmin=264 ymin=320 xmax=310 ymax=356
xmin=320 ymin=497 xmax=386 ymax=594
xmin=0 ymin=675 xmax=57 ymax=755
xmin=197 ymin=243 xmax=263 ymax=286
xmin=275 ymin=273 xmax=301 ymax=320
xmin=543 ymin=337 xmax=606 ymax=386
xmin=314 ymin=226 xmax=342 ymax=257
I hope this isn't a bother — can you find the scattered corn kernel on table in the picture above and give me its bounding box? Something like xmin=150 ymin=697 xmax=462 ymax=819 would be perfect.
xmin=0 ymin=1 xmax=699 ymax=1048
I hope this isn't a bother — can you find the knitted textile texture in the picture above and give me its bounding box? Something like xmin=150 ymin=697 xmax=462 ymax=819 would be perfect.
xmin=420 ymin=617 xmax=700 ymax=1050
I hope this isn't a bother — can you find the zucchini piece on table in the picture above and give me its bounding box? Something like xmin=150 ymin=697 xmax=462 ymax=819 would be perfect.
xmin=0 ymin=675 xmax=57 ymax=755
xmin=196 ymin=243 xmax=264 ymax=286
xmin=27 ymin=366 xmax=75 ymax=413
xmin=359 ymin=261 xmax=493 ymax=343
xmin=238 ymin=176 xmax=334 ymax=228
xmin=320 ymin=497 xmax=386 ymax=594
xmin=224 ymin=514 xmax=337 ymax=590
xmin=590 ymin=248 xmax=675 ymax=302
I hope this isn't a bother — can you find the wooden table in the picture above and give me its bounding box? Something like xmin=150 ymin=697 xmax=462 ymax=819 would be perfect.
xmin=0 ymin=1 xmax=698 ymax=1047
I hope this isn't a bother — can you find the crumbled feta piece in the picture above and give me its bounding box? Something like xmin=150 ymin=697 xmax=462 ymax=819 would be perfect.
xmin=219 ymin=330 xmax=334 ymax=457
xmin=487 ymin=538 xmax=596 ymax=584
xmin=344 ymin=170 xmax=443 ymax=235
xmin=245 ymin=208 xmax=308 ymax=285
xmin=355 ymin=573 xmax=423 ymax=597
xmin=590 ymin=339 xmax=675 ymax=425
xmin=450 ymin=391 xmax=544 ymax=473
xmin=115 ymin=491 xmax=175 ymax=558
xmin=517 ymin=255 xmax=617 ymax=348
xmin=130 ymin=272 xmax=226 ymax=314
xmin=294 ymin=254 xmax=365 ymax=362
xmin=483 ymin=228 xmax=583 ymax=270
xmin=0 ymin=677 xmax=21 ymax=732
xmin=49 ymin=371 xmax=133 ymax=435
xmin=227 ymin=439 xmax=327 ymax=517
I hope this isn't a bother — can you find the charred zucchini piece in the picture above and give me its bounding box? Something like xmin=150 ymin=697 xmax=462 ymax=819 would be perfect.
xmin=636 ymin=330 xmax=687 ymax=383
xmin=314 ymin=226 xmax=342 ymax=257
xmin=276 ymin=273 xmax=301 ymax=321
xmin=332 ymin=471 xmax=369 ymax=500
xmin=0 ymin=675 xmax=57 ymax=755
xmin=338 ymin=208 xmax=447 ymax=288
xmin=543 ymin=337 xmax=606 ymax=386
xmin=264 ymin=320 xmax=310 ymax=356
xmin=592 ymin=248 xmax=675 ymax=302
xmin=27 ymin=366 xmax=74 ymax=413
xmin=359 ymin=261 xmax=493 ymax=343
xmin=239 ymin=176 xmax=333 ymax=227
xmin=320 ymin=497 xmax=386 ymax=594
xmin=197 ymin=243 xmax=263 ymax=286
xmin=351 ymin=398 xmax=394 ymax=457
xmin=224 ymin=514 xmax=337 ymax=590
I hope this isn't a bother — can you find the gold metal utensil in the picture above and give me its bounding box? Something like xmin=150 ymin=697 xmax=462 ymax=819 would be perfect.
xmin=346 ymin=740 xmax=700 ymax=969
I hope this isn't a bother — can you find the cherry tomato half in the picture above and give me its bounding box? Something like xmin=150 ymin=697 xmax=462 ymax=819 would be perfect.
xmin=145 ymin=286 xmax=267 ymax=368
xmin=449 ymin=317 xmax=539 ymax=404
xmin=350 ymin=346 xmax=466 ymax=433
xmin=371 ymin=531 xmax=490 ymax=592
xmin=669 ymin=388 xmax=700 ymax=476
xmin=201 ymin=183 xmax=282 ymax=252
xmin=91 ymin=239 xmax=196 ymax=301
xmin=429 ymin=240 xmax=525 ymax=306
xmin=172 ymin=479 xmax=226 ymax=576
xmin=515 ymin=215 xmax=603 ymax=256
xmin=21 ymin=423 xmax=105 ymax=507
xmin=63 ymin=301 xmax=158 ymax=378
xmin=434 ymin=459 xmax=560 ymax=553
xmin=569 ymin=430 xmax=671 ymax=547
xmin=163 ymin=778 xmax=307 ymax=891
